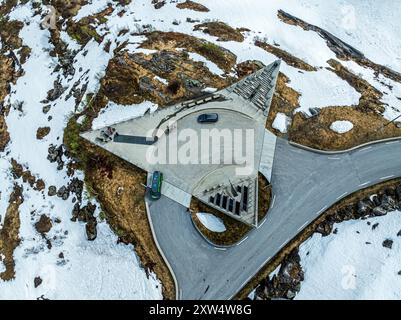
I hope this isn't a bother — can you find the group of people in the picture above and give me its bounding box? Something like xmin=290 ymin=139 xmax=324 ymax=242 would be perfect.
xmin=96 ymin=127 xmax=118 ymax=144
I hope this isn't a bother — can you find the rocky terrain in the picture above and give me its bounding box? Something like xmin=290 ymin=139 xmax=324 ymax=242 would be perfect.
xmin=0 ymin=0 xmax=400 ymax=300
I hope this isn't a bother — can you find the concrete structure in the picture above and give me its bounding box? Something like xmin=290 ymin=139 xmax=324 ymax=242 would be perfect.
xmin=81 ymin=61 xmax=281 ymax=226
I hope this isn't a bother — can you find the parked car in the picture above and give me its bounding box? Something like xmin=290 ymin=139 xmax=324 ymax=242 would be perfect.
xmin=150 ymin=171 xmax=163 ymax=200
xmin=197 ymin=113 xmax=219 ymax=124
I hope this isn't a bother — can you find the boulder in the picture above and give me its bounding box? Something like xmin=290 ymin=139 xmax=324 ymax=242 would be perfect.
xmin=48 ymin=185 xmax=57 ymax=196
xmin=57 ymin=186 xmax=69 ymax=200
xmin=315 ymin=221 xmax=332 ymax=236
xmin=382 ymin=239 xmax=393 ymax=249
xmin=34 ymin=214 xmax=52 ymax=234
xmin=380 ymin=194 xmax=396 ymax=211
xmin=371 ymin=195 xmax=381 ymax=207
xmin=357 ymin=199 xmax=372 ymax=216
xmin=86 ymin=218 xmax=98 ymax=241
xmin=371 ymin=206 xmax=387 ymax=216
xmin=34 ymin=277 xmax=43 ymax=288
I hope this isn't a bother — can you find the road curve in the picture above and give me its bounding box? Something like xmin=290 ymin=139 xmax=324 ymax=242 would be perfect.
xmin=147 ymin=137 xmax=401 ymax=300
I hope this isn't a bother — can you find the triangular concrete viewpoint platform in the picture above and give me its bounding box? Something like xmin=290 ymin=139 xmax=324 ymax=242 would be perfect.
xmin=81 ymin=60 xmax=281 ymax=226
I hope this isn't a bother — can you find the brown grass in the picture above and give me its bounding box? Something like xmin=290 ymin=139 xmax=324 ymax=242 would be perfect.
xmin=258 ymin=173 xmax=271 ymax=222
xmin=140 ymin=31 xmax=237 ymax=73
xmin=176 ymin=0 xmax=209 ymax=12
xmin=194 ymin=22 xmax=245 ymax=42
xmin=0 ymin=184 xmax=23 ymax=281
xmin=190 ymin=198 xmax=251 ymax=246
xmin=235 ymin=177 xmax=401 ymax=299
xmin=255 ymin=40 xmax=317 ymax=72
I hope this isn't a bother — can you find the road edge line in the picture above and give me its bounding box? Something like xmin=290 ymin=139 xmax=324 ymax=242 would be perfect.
xmin=145 ymin=200 xmax=180 ymax=300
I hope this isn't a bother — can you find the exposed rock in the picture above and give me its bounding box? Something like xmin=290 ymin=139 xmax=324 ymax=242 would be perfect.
xmin=35 ymin=179 xmax=45 ymax=192
xmin=10 ymin=159 xmax=45 ymax=191
xmin=380 ymin=194 xmax=396 ymax=211
xmin=46 ymin=79 xmax=66 ymax=101
xmin=47 ymin=144 xmax=65 ymax=170
xmin=397 ymin=230 xmax=401 ymax=237
xmin=357 ymin=199 xmax=373 ymax=216
xmin=48 ymin=185 xmax=57 ymax=196
xmin=57 ymin=186 xmax=70 ymax=201
xmin=67 ymin=178 xmax=84 ymax=202
xmin=382 ymin=239 xmax=393 ymax=249
xmin=71 ymin=202 xmax=96 ymax=223
xmin=258 ymin=249 xmax=304 ymax=300
xmin=372 ymin=195 xmax=381 ymax=207
xmin=177 ymin=0 xmax=209 ymax=12
xmin=152 ymin=0 xmax=166 ymax=9
xmin=35 ymin=214 xmax=52 ymax=235
xmin=34 ymin=276 xmax=42 ymax=288
xmin=36 ymin=127 xmax=50 ymax=140
xmin=372 ymin=206 xmax=387 ymax=217
xmin=372 ymin=223 xmax=379 ymax=230
xmin=86 ymin=218 xmax=98 ymax=241
xmin=42 ymin=105 xmax=51 ymax=114
xmin=315 ymin=221 xmax=333 ymax=236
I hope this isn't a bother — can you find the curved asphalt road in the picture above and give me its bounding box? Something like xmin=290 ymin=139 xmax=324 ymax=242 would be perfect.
xmin=147 ymin=137 xmax=401 ymax=300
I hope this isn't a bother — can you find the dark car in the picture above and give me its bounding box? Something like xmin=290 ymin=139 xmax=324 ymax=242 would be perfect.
xmin=197 ymin=113 xmax=219 ymax=124
xmin=150 ymin=171 xmax=163 ymax=200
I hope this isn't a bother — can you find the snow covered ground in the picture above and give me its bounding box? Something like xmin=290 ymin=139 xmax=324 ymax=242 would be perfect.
xmin=296 ymin=211 xmax=401 ymax=300
xmin=196 ymin=213 xmax=226 ymax=233
xmin=272 ymin=113 xmax=291 ymax=133
xmin=330 ymin=120 xmax=354 ymax=134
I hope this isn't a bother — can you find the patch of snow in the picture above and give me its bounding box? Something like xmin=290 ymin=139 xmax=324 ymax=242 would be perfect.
xmin=272 ymin=113 xmax=291 ymax=133
xmin=330 ymin=120 xmax=354 ymax=134
xmin=154 ymin=75 xmax=169 ymax=85
xmin=187 ymin=52 xmax=226 ymax=76
xmin=196 ymin=213 xmax=226 ymax=233
xmin=92 ymin=101 xmax=158 ymax=130
xmin=296 ymin=211 xmax=401 ymax=300
xmin=74 ymin=0 xmax=110 ymax=22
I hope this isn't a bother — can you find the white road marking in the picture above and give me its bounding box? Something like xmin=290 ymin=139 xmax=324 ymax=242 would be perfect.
xmin=316 ymin=205 xmax=328 ymax=215
xmin=328 ymin=157 xmax=341 ymax=160
xmin=270 ymin=195 xmax=276 ymax=209
xmin=214 ymin=247 xmax=226 ymax=251
xmin=258 ymin=219 xmax=267 ymax=229
xmin=359 ymin=146 xmax=372 ymax=152
xmin=359 ymin=181 xmax=370 ymax=187
xmin=380 ymin=175 xmax=395 ymax=180
xmin=385 ymin=141 xmax=399 ymax=145
xmin=236 ymin=236 xmax=249 ymax=246
xmin=336 ymin=192 xmax=348 ymax=200
xmin=279 ymin=238 xmax=291 ymax=250
xmin=297 ymin=221 xmax=310 ymax=232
